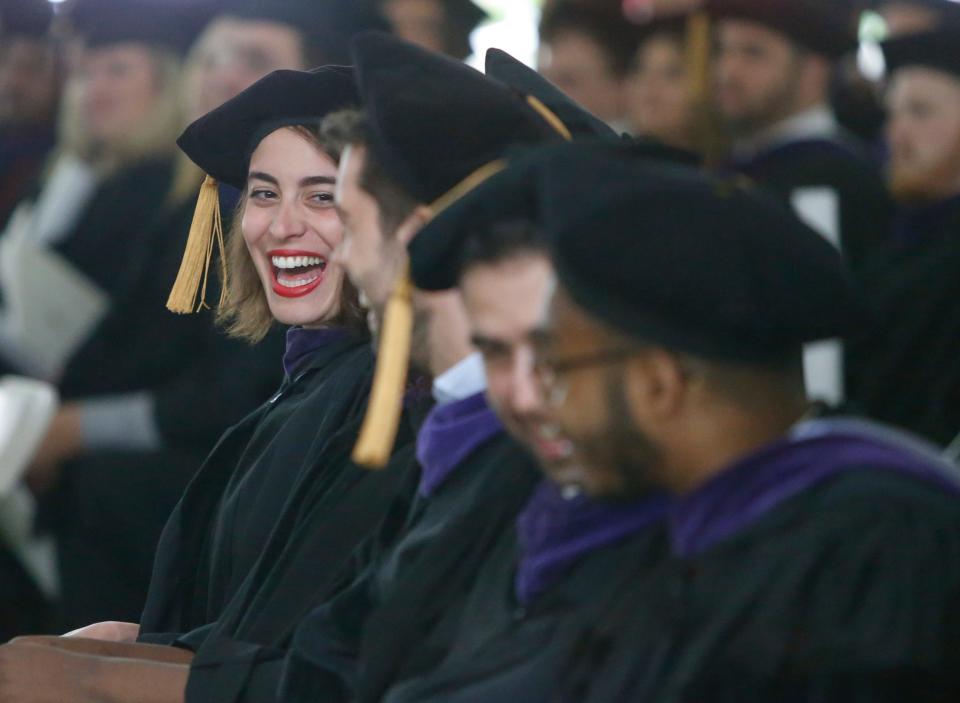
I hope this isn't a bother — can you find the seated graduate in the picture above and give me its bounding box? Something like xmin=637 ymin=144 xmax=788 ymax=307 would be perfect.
xmin=27 ymin=0 xmax=391 ymax=634
xmin=0 ymin=0 xmax=195 ymax=377
xmin=846 ymin=27 xmax=960 ymax=450
xmin=500 ymin=144 xmax=960 ymax=701
xmin=0 ymin=67 xmax=418 ymax=701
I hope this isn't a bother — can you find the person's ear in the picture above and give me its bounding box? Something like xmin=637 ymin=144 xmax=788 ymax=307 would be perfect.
xmin=623 ymin=349 xmax=688 ymax=424
xmin=394 ymin=205 xmax=433 ymax=248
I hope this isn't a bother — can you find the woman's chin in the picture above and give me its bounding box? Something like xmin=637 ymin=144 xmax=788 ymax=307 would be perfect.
xmin=267 ymin=291 xmax=338 ymax=328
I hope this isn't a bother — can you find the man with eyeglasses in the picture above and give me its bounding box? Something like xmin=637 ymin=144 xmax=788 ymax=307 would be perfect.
xmin=518 ymin=142 xmax=960 ymax=701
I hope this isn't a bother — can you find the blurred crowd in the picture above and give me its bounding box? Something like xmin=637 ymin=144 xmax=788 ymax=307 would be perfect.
xmin=0 ymin=0 xmax=956 ymax=663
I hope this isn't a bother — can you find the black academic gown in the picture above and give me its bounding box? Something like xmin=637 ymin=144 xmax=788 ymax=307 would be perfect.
xmin=731 ymin=136 xmax=893 ymax=272
xmin=846 ymin=199 xmax=960 ymax=447
xmin=557 ymin=474 xmax=960 ymax=702
xmin=138 ymin=334 xmax=378 ymax=644
xmin=50 ymin=156 xmax=175 ymax=301
xmin=276 ymin=435 xmax=542 ymax=703
xmin=0 ymin=125 xmax=55 ymax=230
xmin=372 ymin=521 xmax=664 ymax=703
xmin=39 ymin=199 xmax=285 ymax=630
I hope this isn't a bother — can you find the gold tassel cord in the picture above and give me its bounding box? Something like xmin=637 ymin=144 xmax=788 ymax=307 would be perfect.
xmin=526 ymin=95 xmax=573 ymax=142
xmin=351 ymin=268 xmax=413 ymax=469
xmin=166 ymin=174 xmax=227 ymax=314
xmin=351 ymin=159 xmax=512 ymax=469
xmin=685 ymin=11 xmax=726 ymax=167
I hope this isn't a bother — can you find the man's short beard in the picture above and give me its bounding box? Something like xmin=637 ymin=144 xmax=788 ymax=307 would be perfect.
xmin=722 ymin=57 xmax=805 ymax=140
xmin=889 ymin=134 xmax=960 ymax=205
xmin=572 ymin=367 xmax=663 ymax=501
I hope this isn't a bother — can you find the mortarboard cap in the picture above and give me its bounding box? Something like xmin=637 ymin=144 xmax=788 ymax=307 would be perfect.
xmin=705 ymin=0 xmax=860 ymax=58
xmin=67 ymin=0 xmax=215 ymax=54
xmin=881 ymin=26 xmax=960 ymax=78
xmin=226 ymin=0 xmax=391 ymax=64
xmin=177 ymin=66 xmax=358 ymax=189
xmin=0 ymin=0 xmax=53 ymax=39
xmin=544 ymin=144 xmax=865 ymax=361
xmin=410 ymin=138 xmax=701 ymax=291
xmin=485 ymin=48 xmax=620 ymax=139
xmin=443 ymin=0 xmax=489 ymax=59
xmin=168 ymin=67 xmax=357 ymax=315
xmin=353 ymin=31 xmax=568 ymax=205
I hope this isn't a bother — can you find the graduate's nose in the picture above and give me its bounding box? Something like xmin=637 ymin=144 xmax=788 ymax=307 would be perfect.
xmin=270 ymin=201 xmax=306 ymax=239
xmin=510 ymin=348 xmax=543 ymax=416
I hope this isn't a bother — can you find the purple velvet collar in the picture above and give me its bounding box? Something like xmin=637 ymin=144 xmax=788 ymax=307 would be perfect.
xmin=282 ymin=326 xmax=349 ymax=378
xmin=515 ymin=481 xmax=670 ymax=606
xmin=670 ymin=417 xmax=960 ymax=559
xmin=415 ymin=391 xmax=503 ymax=497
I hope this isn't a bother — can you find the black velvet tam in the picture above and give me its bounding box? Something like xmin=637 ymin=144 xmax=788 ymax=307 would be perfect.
xmin=882 ymin=27 xmax=960 ymax=79
xmin=544 ymin=144 xmax=865 ymax=361
xmin=0 ymin=0 xmax=53 ymax=39
xmin=177 ymin=67 xmax=358 ymax=189
xmin=352 ymin=31 xmax=565 ymax=205
xmin=484 ymin=48 xmax=619 ymax=140
xmin=227 ymin=0 xmax=391 ymax=65
xmin=66 ymin=0 xmax=215 ymax=53
xmin=705 ymin=0 xmax=859 ymax=58
xmin=409 ymin=139 xmax=701 ymax=292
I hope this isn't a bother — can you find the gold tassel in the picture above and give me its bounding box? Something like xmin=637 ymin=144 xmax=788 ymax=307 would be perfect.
xmin=351 ymin=266 xmax=413 ymax=469
xmin=166 ymin=174 xmax=227 ymax=314
xmin=685 ymin=11 xmax=726 ymax=166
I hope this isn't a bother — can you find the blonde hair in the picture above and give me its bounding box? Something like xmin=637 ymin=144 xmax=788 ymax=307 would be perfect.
xmin=57 ymin=45 xmax=183 ymax=176
xmin=215 ymin=125 xmax=365 ymax=343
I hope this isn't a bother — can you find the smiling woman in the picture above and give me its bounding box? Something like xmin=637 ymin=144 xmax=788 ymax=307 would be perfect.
xmin=218 ymin=123 xmax=365 ymax=342
xmin=20 ymin=69 xmax=423 ymax=697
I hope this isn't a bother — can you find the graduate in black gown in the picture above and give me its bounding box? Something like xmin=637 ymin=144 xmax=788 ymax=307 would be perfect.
xmin=846 ymin=28 xmax=960 ymax=449
xmin=473 ymin=144 xmax=960 ymax=702
xmin=30 ymin=0 xmax=390 ymax=633
xmin=708 ymin=0 xmax=893 ymax=272
xmin=0 ymin=67 xmax=416 ymax=701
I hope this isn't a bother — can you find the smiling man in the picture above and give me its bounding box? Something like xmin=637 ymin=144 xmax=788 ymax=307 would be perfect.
xmin=516 ymin=143 xmax=960 ymax=702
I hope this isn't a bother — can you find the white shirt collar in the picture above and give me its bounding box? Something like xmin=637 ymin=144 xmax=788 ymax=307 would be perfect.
xmin=432 ymin=352 xmax=487 ymax=406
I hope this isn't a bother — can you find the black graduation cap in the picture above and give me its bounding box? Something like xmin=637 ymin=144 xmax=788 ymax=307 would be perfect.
xmin=168 ymin=67 xmax=358 ymax=315
xmin=541 ymin=144 xmax=864 ymax=361
xmin=442 ymin=0 xmax=489 ymax=59
xmin=410 ymin=138 xmax=702 ymax=291
xmin=227 ymin=0 xmax=392 ymax=64
xmin=485 ymin=48 xmax=619 ymax=140
xmin=177 ymin=66 xmax=358 ymax=189
xmin=705 ymin=0 xmax=860 ymax=58
xmin=67 ymin=0 xmax=214 ymax=54
xmin=0 ymin=0 xmax=53 ymax=39
xmin=353 ymin=31 xmax=568 ymax=205
xmin=881 ymin=27 xmax=960 ymax=78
